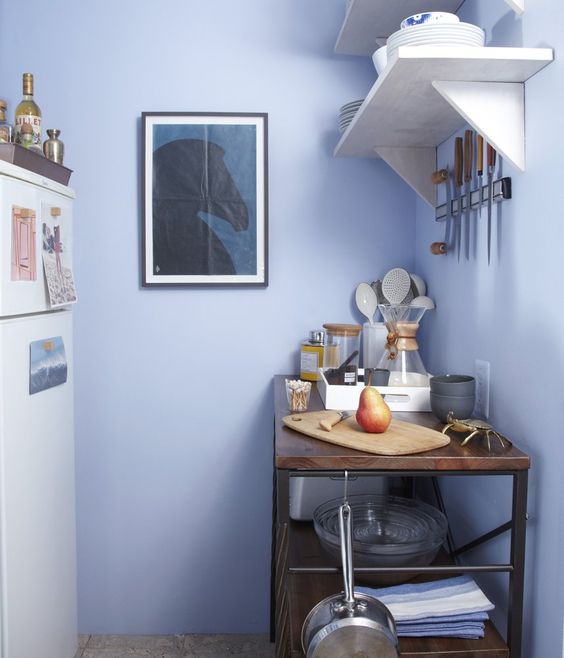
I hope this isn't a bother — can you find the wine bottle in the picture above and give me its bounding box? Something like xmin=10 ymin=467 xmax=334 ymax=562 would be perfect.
xmin=14 ymin=73 xmax=42 ymax=147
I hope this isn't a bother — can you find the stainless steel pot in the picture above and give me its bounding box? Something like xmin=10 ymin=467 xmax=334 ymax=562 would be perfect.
xmin=301 ymin=502 xmax=399 ymax=658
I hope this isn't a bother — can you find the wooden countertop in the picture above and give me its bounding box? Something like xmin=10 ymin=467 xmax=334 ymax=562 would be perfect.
xmin=274 ymin=376 xmax=529 ymax=471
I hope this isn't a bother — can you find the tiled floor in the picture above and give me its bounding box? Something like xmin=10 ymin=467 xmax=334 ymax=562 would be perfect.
xmin=74 ymin=634 xmax=275 ymax=658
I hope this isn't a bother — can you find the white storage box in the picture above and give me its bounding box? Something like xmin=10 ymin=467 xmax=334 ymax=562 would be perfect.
xmin=317 ymin=368 xmax=431 ymax=412
xmin=289 ymin=474 xmax=388 ymax=521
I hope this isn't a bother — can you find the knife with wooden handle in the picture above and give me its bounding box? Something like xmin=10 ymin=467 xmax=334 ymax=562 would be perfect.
xmin=319 ymin=410 xmax=355 ymax=431
xmin=464 ymin=130 xmax=473 ymax=260
xmin=487 ymin=143 xmax=497 ymax=265
xmin=454 ymin=137 xmax=463 ymax=262
xmin=477 ymin=134 xmax=484 ymax=218
xmin=431 ymin=168 xmax=448 ymax=185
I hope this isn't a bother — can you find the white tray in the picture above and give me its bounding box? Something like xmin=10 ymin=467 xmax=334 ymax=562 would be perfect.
xmin=317 ymin=368 xmax=431 ymax=412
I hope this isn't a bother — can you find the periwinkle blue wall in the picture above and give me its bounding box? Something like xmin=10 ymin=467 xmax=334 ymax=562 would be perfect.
xmin=414 ymin=4 xmax=564 ymax=657
xmin=0 ymin=0 xmax=415 ymax=633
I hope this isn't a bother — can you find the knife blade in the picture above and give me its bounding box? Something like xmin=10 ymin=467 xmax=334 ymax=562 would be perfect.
xmin=477 ymin=134 xmax=484 ymax=219
xmin=463 ymin=130 xmax=473 ymax=260
xmin=454 ymin=137 xmax=463 ymax=262
xmin=319 ymin=410 xmax=355 ymax=432
xmin=487 ymin=143 xmax=497 ymax=265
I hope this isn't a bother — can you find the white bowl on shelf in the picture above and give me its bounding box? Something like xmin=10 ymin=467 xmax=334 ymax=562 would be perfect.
xmin=371 ymin=45 xmax=388 ymax=74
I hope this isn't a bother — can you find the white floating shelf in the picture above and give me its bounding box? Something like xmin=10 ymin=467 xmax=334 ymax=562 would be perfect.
xmin=505 ymin=0 xmax=525 ymax=15
xmin=334 ymin=46 xmax=553 ymax=205
xmin=335 ymin=0 xmax=465 ymax=55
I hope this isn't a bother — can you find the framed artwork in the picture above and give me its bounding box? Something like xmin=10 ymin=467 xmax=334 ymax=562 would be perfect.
xmin=142 ymin=112 xmax=268 ymax=287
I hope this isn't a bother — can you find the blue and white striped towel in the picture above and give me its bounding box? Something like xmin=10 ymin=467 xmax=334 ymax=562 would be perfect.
xmin=399 ymin=611 xmax=489 ymax=625
xmin=397 ymin=615 xmax=487 ymax=638
xmin=356 ymin=575 xmax=494 ymax=622
xmin=395 ymin=622 xmax=485 ymax=639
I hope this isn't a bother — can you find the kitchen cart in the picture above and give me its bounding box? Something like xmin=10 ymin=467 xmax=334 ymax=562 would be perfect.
xmin=271 ymin=376 xmax=530 ymax=658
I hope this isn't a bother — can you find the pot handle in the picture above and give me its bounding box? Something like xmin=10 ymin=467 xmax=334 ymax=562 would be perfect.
xmin=339 ymin=502 xmax=355 ymax=607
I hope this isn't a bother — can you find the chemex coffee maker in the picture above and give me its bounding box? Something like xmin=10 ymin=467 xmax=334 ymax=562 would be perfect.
xmin=377 ymin=304 xmax=429 ymax=387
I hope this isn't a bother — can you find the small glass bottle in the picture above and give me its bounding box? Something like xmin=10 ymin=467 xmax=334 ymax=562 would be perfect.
xmin=300 ymin=330 xmax=325 ymax=381
xmin=14 ymin=72 xmax=42 ymax=147
xmin=20 ymin=122 xmax=43 ymax=155
xmin=0 ymin=100 xmax=14 ymax=143
xmin=43 ymin=129 xmax=64 ymax=164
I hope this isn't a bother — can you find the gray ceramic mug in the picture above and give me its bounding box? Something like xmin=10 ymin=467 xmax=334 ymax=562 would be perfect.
xmin=430 ymin=374 xmax=475 ymax=396
xmin=430 ymin=392 xmax=475 ymax=422
xmin=365 ymin=368 xmax=390 ymax=386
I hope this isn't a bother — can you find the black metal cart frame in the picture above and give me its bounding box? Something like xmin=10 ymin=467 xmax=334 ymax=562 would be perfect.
xmin=272 ymin=467 xmax=528 ymax=658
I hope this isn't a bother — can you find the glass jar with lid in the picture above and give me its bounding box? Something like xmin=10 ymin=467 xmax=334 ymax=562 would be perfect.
xmin=322 ymin=323 xmax=362 ymax=385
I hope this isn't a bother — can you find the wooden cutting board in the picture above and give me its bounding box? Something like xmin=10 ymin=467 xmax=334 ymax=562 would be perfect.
xmin=282 ymin=410 xmax=450 ymax=455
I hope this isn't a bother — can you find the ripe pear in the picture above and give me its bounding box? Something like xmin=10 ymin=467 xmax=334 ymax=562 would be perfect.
xmin=356 ymin=386 xmax=392 ymax=433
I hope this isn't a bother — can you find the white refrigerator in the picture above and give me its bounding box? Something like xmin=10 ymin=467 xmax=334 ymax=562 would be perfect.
xmin=0 ymin=160 xmax=77 ymax=658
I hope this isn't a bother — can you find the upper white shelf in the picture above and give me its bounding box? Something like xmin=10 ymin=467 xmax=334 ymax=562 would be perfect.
xmin=335 ymin=0 xmax=524 ymax=56
xmin=335 ymin=0 xmax=465 ymax=55
xmin=334 ymin=46 xmax=553 ymax=204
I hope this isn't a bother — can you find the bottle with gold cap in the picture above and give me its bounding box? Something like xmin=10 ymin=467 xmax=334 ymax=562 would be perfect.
xmin=14 ymin=73 xmax=42 ymax=148
xmin=0 ymin=100 xmax=14 ymax=143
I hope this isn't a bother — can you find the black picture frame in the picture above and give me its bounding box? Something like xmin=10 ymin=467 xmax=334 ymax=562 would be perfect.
xmin=142 ymin=112 xmax=268 ymax=287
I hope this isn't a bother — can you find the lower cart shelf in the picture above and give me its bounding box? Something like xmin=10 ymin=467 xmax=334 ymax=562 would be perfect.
xmin=289 ymin=573 xmax=508 ymax=657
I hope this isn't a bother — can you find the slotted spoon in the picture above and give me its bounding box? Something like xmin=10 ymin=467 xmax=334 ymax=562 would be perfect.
xmin=382 ymin=268 xmax=412 ymax=304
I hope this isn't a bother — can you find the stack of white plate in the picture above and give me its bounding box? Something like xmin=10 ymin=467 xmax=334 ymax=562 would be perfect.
xmin=339 ymin=99 xmax=363 ymax=133
xmin=387 ymin=22 xmax=485 ymax=62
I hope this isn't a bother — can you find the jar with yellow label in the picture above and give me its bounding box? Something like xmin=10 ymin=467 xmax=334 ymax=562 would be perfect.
xmin=299 ymin=330 xmax=325 ymax=381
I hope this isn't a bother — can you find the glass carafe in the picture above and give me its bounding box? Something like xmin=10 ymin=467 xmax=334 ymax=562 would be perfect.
xmin=377 ymin=304 xmax=429 ymax=387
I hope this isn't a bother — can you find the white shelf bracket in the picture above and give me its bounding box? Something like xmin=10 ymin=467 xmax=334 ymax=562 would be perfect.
xmin=432 ymin=80 xmax=525 ymax=171
xmin=505 ymin=0 xmax=524 ymax=15
xmin=374 ymin=146 xmax=436 ymax=206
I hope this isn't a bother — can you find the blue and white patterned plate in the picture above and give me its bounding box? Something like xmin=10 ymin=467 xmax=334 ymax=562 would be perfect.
xmin=400 ymin=12 xmax=459 ymax=29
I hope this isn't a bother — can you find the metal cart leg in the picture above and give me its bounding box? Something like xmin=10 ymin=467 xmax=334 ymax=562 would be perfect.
xmin=273 ymin=470 xmax=290 ymax=658
xmin=507 ymin=470 xmax=528 ymax=658
xmin=270 ymin=466 xmax=277 ymax=642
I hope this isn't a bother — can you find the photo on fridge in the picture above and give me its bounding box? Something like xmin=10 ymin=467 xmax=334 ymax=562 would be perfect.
xmin=11 ymin=206 xmax=37 ymax=281
xmin=41 ymin=204 xmax=77 ymax=307
xmin=29 ymin=336 xmax=68 ymax=395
